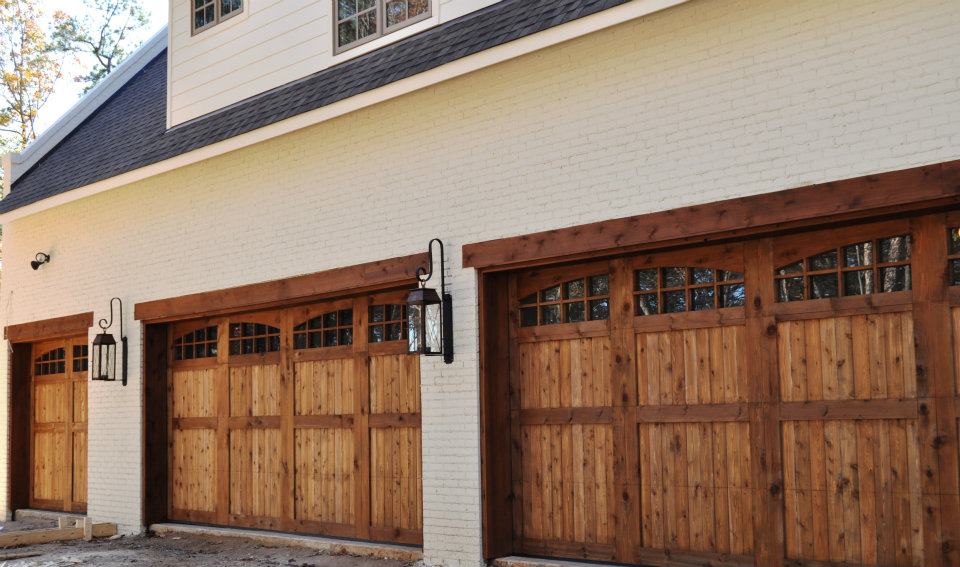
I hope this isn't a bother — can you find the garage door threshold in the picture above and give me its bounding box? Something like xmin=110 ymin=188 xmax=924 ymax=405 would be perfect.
xmin=149 ymin=523 xmax=422 ymax=562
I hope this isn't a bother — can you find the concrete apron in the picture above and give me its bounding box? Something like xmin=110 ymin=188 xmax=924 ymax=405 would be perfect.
xmin=149 ymin=523 xmax=423 ymax=562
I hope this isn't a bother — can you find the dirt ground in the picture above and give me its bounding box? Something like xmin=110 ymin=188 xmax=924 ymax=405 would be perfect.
xmin=0 ymin=526 xmax=419 ymax=567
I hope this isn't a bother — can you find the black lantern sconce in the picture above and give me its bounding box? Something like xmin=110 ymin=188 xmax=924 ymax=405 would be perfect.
xmin=31 ymin=253 xmax=51 ymax=270
xmin=91 ymin=297 xmax=128 ymax=385
xmin=407 ymin=239 xmax=454 ymax=364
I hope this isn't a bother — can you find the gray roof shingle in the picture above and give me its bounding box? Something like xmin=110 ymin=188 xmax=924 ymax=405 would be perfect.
xmin=2 ymin=0 xmax=631 ymax=214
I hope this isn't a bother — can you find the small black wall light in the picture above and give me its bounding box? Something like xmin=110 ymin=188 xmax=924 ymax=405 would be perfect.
xmin=91 ymin=297 xmax=128 ymax=386
xmin=406 ymin=238 xmax=454 ymax=364
xmin=30 ymin=253 xmax=50 ymax=270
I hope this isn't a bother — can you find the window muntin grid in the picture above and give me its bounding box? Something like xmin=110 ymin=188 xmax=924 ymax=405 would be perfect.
xmin=228 ymin=322 xmax=281 ymax=355
xmin=35 ymin=347 xmax=66 ymax=376
xmin=73 ymin=345 xmax=89 ymax=372
xmin=294 ymin=309 xmax=354 ymax=349
xmin=174 ymin=325 xmax=219 ymax=361
xmin=775 ymin=235 xmax=912 ymax=302
xmin=519 ymin=275 xmax=610 ymax=327
xmin=634 ymin=268 xmax=745 ymax=316
xmin=369 ymin=304 xmax=407 ymax=343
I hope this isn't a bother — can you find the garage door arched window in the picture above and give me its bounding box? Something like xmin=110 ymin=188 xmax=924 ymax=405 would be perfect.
xmin=34 ymin=347 xmax=66 ymax=376
xmin=173 ymin=326 xmax=218 ymax=361
xmin=228 ymin=323 xmax=280 ymax=355
xmin=519 ymin=274 xmax=610 ymax=327
xmin=775 ymin=234 xmax=912 ymax=302
xmin=633 ymin=267 xmax=745 ymax=316
xmin=294 ymin=309 xmax=354 ymax=349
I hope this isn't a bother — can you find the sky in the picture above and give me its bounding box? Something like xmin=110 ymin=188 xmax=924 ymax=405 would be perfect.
xmin=35 ymin=0 xmax=169 ymax=134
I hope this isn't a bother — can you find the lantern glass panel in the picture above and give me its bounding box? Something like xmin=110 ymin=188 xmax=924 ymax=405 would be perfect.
xmin=407 ymin=303 xmax=423 ymax=354
xmin=91 ymin=334 xmax=117 ymax=381
xmin=425 ymin=302 xmax=442 ymax=354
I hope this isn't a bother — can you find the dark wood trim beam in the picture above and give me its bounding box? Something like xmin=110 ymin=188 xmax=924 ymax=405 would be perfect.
xmin=134 ymin=253 xmax=427 ymax=322
xmin=463 ymin=160 xmax=960 ymax=270
xmin=4 ymin=312 xmax=93 ymax=343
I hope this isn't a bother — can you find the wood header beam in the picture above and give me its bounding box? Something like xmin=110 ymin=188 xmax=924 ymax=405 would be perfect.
xmin=134 ymin=253 xmax=427 ymax=322
xmin=4 ymin=312 xmax=93 ymax=343
xmin=463 ymin=160 xmax=960 ymax=270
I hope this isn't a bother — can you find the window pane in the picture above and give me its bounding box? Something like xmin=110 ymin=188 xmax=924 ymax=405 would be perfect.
xmin=370 ymin=305 xmax=385 ymax=323
xmin=310 ymin=332 xmax=322 ymax=349
xmin=295 ymin=334 xmax=307 ymax=350
xmin=692 ymin=287 xmax=715 ymax=311
xmin=564 ymin=279 xmax=585 ymax=299
xmin=719 ymin=270 xmax=744 ymax=282
xmin=358 ymin=0 xmax=375 ymax=10
xmin=691 ymin=268 xmax=714 ymax=284
xmin=776 ymin=277 xmax=804 ymax=302
xmin=324 ymin=330 xmax=338 ymax=347
xmin=386 ymin=0 xmax=405 ymax=27
xmin=844 ymin=242 xmax=873 ymax=267
xmin=339 ymin=329 xmax=353 ymax=346
xmin=879 ymin=266 xmax=911 ymax=293
xmin=636 ymin=293 xmax=658 ymax=316
xmin=662 ymin=268 xmax=685 ymax=288
xmin=221 ymin=0 xmax=242 ymax=16
xmin=809 ymin=274 xmax=839 ymax=299
xmin=541 ymin=305 xmax=561 ymax=325
xmin=369 ymin=325 xmax=384 ymax=343
xmin=409 ymin=0 xmax=428 ymax=17
xmin=635 ymin=269 xmax=657 ymax=291
xmin=204 ymin=4 xmax=215 ymax=24
xmin=541 ymin=285 xmax=561 ymax=302
xmin=340 ymin=309 xmax=353 ymax=324
xmin=589 ymin=275 xmax=609 ymax=297
xmin=719 ymin=284 xmax=745 ymax=308
xmin=566 ymin=302 xmax=585 ymax=323
xmin=950 ymin=259 xmax=960 ymax=286
xmin=842 ymin=270 xmax=873 ymax=296
xmin=386 ymin=323 xmax=403 ymax=341
xmin=663 ymin=291 xmax=686 ymax=313
xmin=338 ymin=0 xmax=356 ymax=18
xmin=358 ymin=9 xmax=377 ymax=39
xmin=520 ymin=308 xmax=538 ymax=327
xmin=338 ymin=19 xmax=357 ymax=46
xmin=808 ymin=250 xmax=838 ymax=271
xmin=950 ymin=229 xmax=960 ymax=256
xmin=387 ymin=304 xmax=404 ymax=321
xmin=520 ymin=293 xmax=536 ymax=305
xmin=324 ymin=312 xmax=338 ymax=327
xmin=879 ymin=235 xmax=911 ymax=263
xmin=589 ymin=299 xmax=609 ymax=321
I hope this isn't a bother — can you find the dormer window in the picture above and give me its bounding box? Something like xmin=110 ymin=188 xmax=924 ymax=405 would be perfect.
xmin=193 ymin=0 xmax=243 ymax=35
xmin=335 ymin=0 xmax=430 ymax=53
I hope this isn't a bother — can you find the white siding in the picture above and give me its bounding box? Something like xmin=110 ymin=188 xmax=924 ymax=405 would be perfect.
xmin=1 ymin=3 xmax=959 ymax=567
xmin=168 ymin=0 xmax=503 ymax=126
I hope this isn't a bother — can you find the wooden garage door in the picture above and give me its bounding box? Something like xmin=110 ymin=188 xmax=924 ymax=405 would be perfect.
xmin=168 ymin=291 xmax=422 ymax=544
xmin=30 ymin=337 xmax=88 ymax=513
xmin=505 ymin=215 xmax=960 ymax=566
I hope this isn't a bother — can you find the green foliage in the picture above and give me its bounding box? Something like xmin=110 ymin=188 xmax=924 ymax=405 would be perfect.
xmin=51 ymin=0 xmax=150 ymax=94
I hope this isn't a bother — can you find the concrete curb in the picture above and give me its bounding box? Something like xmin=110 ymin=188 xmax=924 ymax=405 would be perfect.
xmin=149 ymin=523 xmax=422 ymax=562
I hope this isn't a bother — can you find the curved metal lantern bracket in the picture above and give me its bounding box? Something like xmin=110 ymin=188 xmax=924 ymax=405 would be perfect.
xmin=96 ymin=297 xmax=128 ymax=386
xmin=415 ymin=239 xmax=454 ymax=364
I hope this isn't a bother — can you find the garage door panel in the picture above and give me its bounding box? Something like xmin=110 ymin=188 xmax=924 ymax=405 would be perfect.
xmin=778 ymin=312 xmax=916 ymax=402
xmin=229 ymin=364 xmax=281 ymax=417
xmin=171 ymin=428 xmax=217 ymax=514
xmin=370 ymin=355 xmax=420 ymax=414
xmin=294 ymin=427 xmax=355 ymax=525
xmin=520 ymin=423 xmax=615 ymax=545
xmin=370 ymin=426 xmax=422 ymax=531
xmin=229 ymin=427 xmax=283 ymax=519
xmin=636 ymin=326 xmax=747 ymax=406
xmin=639 ymin=421 xmax=753 ymax=556
xmin=72 ymin=431 xmax=87 ymax=505
xmin=34 ymin=382 xmax=69 ymax=424
xmin=518 ymin=338 xmax=612 ymax=410
xmin=33 ymin=430 xmax=66 ymax=502
xmin=781 ymin=419 xmax=923 ymax=566
xmin=172 ymin=368 xmax=216 ymax=418
xmin=295 ymin=359 xmax=354 ymax=416
xmin=72 ymin=382 xmax=87 ymax=423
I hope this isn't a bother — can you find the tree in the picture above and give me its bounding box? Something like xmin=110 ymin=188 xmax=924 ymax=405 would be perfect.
xmin=0 ymin=0 xmax=63 ymax=150
xmin=52 ymin=0 xmax=149 ymax=94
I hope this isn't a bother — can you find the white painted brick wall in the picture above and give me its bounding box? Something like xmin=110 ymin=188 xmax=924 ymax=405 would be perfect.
xmin=2 ymin=0 xmax=960 ymax=565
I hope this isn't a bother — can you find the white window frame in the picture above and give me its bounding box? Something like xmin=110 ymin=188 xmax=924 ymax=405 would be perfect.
xmin=333 ymin=0 xmax=432 ymax=54
xmin=192 ymin=0 xmax=244 ymax=36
